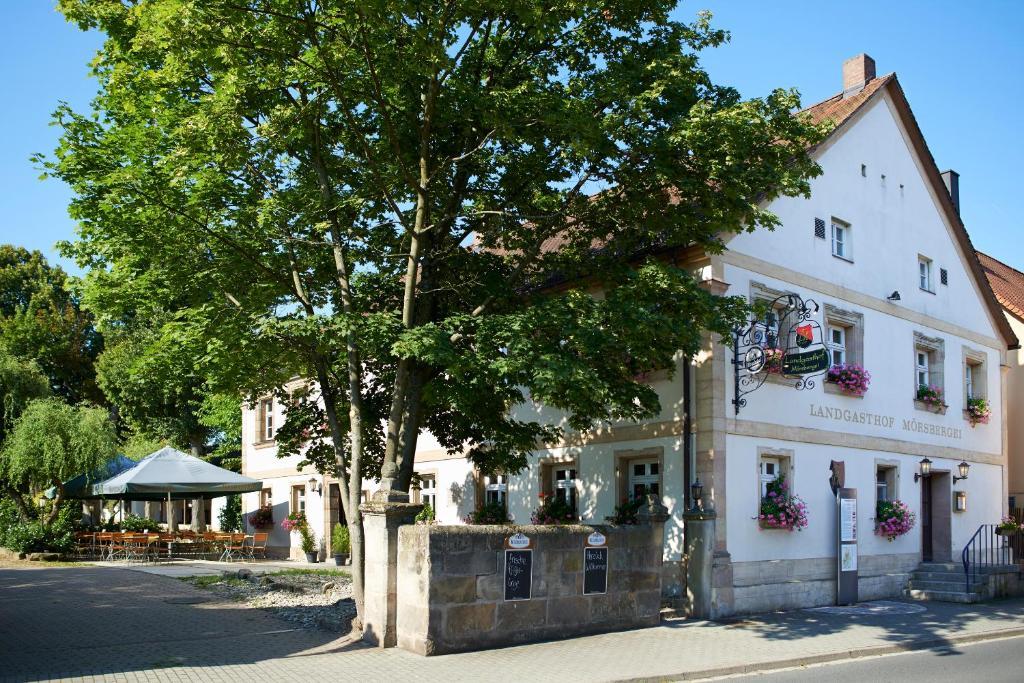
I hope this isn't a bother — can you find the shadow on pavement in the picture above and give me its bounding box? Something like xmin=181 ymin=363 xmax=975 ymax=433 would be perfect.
xmin=0 ymin=565 xmax=368 ymax=680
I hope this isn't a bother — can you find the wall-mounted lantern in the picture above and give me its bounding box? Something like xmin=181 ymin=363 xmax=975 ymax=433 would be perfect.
xmin=690 ymin=479 xmax=704 ymax=512
xmin=913 ymin=457 xmax=933 ymax=483
xmin=952 ymin=460 xmax=970 ymax=484
xmin=954 ymin=490 xmax=967 ymax=512
xmin=308 ymin=476 xmax=322 ymax=495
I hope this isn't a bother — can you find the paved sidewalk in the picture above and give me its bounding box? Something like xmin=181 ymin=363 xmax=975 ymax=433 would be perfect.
xmin=2 ymin=565 xmax=1023 ymax=682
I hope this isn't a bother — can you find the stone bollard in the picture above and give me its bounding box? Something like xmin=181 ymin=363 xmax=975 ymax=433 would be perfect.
xmin=360 ymin=489 xmax=422 ymax=647
xmin=683 ymin=509 xmax=716 ymax=619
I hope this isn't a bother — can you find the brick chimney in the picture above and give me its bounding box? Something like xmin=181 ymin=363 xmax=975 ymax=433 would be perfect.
xmin=842 ymin=54 xmax=876 ymax=97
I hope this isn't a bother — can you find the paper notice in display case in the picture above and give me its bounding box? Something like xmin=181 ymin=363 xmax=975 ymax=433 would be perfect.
xmin=840 ymin=497 xmax=857 ymax=542
xmin=841 ymin=544 xmax=857 ymax=572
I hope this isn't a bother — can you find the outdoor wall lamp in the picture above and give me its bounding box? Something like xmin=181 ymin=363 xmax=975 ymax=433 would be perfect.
xmin=308 ymin=477 xmax=322 ymax=495
xmin=952 ymin=460 xmax=970 ymax=484
xmin=690 ymin=479 xmax=704 ymax=512
xmin=913 ymin=457 xmax=933 ymax=483
xmin=955 ymin=490 xmax=968 ymax=512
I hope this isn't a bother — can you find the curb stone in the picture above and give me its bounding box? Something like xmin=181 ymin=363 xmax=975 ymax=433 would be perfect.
xmin=612 ymin=626 xmax=1024 ymax=682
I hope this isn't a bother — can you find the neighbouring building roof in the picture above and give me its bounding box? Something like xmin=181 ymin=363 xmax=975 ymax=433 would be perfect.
xmin=978 ymin=251 xmax=1024 ymax=323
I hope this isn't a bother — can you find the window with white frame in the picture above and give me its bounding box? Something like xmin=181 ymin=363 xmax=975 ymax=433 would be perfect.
xmin=484 ymin=473 xmax=507 ymax=508
xmin=259 ymin=398 xmax=275 ymax=441
xmin=913 ymin=332 xmax=945 ymax=404
xmin=876 ymin=464 xmax=897 ymax=504
xmin=420 ymin=474 xmax=437 ymax=509
xmin=962 ymin=348 xmax=987 ymax=405
xmin=919 ymin=256 xmax=933 ymax=292
xmin=823 ymin=304 xmax=864 ymax=373
xmin=828 ymin=326 xmax=847 ymax=366
xmin=629 ymin=459 xmax=661 ymax=501
xmin=916 ymin=349 xmax=930 ymax=388
xmin=759 ymin=457 xmax=781 ymax=497
xmin=831 ymin=219 xmax=851 ymax=260
xmin=260 ymin=488 xmax=272 ymax=508
xmin=553 ymin=467 xmax=577 ymax=513
xmin=291 ymin=485 xmax=305 ymax=515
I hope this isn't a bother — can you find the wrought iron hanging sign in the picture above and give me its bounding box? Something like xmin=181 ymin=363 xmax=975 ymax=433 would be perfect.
xmin=732 ymin=292 xmax=828 ymax=414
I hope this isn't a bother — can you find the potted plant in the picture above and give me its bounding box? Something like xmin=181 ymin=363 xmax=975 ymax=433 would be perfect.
xmin=298 ymin=524 xmax=318 ymax=563
xmin=875 ymin=499 xmax=915 ymax=541
xmin=756 ymin=474 xmax=808 ymax=531
xmin=248 ymin=504 xmax=273 ymax=529
xmin=916 ymin=384 xmax=945 ymax=412
xmin=331 ymin=523 xmax=351 ymax=565
xmin=530 ymin=492 xmax=577 ymax=524
xmin=605 ymin=497 xmax=644 ymax=525
xmin=995 ymin=516 xmax=1022 ymax=536
xmin=966 ymin=397 xmax=991 ymax=427
xmin=465 ymin=501 xmax=511 ymax=525
xmin=826 ymin=363 xmax=871 ymax=396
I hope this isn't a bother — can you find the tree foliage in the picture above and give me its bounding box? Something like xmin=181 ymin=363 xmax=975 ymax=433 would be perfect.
xmin=0 ymin=397 xmax=118 ymax=524
xmin=0 ymin=246 xmax=103 ymax=404
xmin=48 ymin=0 xmax=826 ymax=622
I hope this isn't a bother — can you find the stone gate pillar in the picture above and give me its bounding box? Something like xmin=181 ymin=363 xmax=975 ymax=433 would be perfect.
xmin=360 ymin=491 xmax=422 ymax=647
xmin=684 ymin=509 xmax=716 ymax=619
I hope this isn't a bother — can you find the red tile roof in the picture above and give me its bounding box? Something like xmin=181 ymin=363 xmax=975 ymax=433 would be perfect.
xmin=800 ymin=74 xmax=895 ymax=129
xmin=977 ymin=251 xmax=1024 ymax=322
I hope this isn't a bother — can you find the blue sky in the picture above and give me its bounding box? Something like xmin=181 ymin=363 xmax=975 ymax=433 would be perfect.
xmin=2 ymin=2 xmax=1023 ymax=274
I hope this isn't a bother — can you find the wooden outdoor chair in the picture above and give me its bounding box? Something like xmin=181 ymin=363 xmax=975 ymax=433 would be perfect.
xmin=219 ymin=533 xmax=248 ymax=562
xmin=247 ymin=533 xmax=269 ymax=561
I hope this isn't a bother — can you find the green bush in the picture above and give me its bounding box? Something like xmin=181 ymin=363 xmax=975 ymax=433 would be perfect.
xmin=415 ymin=503 xmax=435 ymax=524
xmin=219 ymin=494 xmax=242 ymax=532
xmin=331 ymin=523 xmax=350 ymax=554
xmin=0 ymin=501 xmax=76 ymax=554
xmin=109 ymin=513 xmax=161 ymax=532
xmin=465 ymin=501 xmax=510 ymax=524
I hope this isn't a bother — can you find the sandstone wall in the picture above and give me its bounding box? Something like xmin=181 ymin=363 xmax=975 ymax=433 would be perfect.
xmin=396 ymin=524 xmax=663 ymax=655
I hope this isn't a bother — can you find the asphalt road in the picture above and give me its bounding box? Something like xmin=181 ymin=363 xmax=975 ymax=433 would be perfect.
xmin=721 ymin=635 xmax=1024 ymax=683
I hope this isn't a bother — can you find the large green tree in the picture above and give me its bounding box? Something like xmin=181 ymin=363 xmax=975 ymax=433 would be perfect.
xmin=0 ymin=397 xmax=118 ymax=525
xmin=48 ymin=0 xmax=825 ymax=625
xmin=0 ymin=245 xmax=103 ymax=404
xmin=0 ymin=352 xmax=52 ymax=519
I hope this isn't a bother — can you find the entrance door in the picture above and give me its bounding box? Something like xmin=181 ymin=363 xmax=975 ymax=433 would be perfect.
xmin=921 ymin=477 xmax=933 ymax=561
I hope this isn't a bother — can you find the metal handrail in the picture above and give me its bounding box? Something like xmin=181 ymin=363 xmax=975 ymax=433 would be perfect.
xmin=961 ymin=523 xmax=1012 ymax=593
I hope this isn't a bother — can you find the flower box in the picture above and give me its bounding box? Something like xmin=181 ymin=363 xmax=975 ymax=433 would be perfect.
xmin=755 ymin=474 xmax=808 ymax=532
xmin=875 ymin=499 xmax=915 ymax=541
xmin=825 ymin=363 xmax=871 ymax=396
xmin=965 ymin=397 xmax=991 ymax=427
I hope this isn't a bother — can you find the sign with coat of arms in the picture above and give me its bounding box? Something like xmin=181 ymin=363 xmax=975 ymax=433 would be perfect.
xmin=731 ymin=292 xmax=830 ymax=414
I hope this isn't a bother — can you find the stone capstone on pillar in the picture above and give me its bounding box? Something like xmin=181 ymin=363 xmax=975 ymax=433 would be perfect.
xmin=360 ymin=491 xmax=422 ymax=647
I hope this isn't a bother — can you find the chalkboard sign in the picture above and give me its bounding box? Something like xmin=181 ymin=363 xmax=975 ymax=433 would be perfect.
xmin=583 ymin=547 xmax=609 ymax=595
xmin=504 ymin=549 xmax=533 ymax=601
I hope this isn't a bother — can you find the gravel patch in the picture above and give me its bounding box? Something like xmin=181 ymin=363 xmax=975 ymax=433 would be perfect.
xmin=185 ymin=571 xmax=356 ymax=633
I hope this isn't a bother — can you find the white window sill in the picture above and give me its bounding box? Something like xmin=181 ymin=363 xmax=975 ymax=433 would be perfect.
xmin=919 ymin=287 xmax=936 ymax=295
xmin=832 ymin=253 xmax=854 ymax=264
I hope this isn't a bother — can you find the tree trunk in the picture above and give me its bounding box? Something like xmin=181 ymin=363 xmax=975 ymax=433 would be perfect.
xmin=2 ymin=484 xmax=33 ymax=521
xmin=189 ymin=436 xmax=205 ymax=532
xmin=144 ymin=501 xmax=154 ymax=521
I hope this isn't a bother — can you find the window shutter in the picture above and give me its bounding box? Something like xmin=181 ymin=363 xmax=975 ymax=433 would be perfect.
xmin=940 ymin=268 xmax=948 ymax=286
xmin=814 ymin=218 xmax=826 ymax=239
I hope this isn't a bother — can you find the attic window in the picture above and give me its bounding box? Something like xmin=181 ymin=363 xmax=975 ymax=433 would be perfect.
xmin=814 ymin=218 xmax=826 ymax=240
xmin=860 ymin=164 xmax=867 ymax=177
xmin=940 ymin=268 xmax=948 ymax=286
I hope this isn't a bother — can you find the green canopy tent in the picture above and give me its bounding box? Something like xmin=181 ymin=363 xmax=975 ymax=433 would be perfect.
xmin=83 ymin=446 xmax=261 ymax=531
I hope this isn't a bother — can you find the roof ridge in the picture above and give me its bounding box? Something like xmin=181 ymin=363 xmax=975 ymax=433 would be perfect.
xmin=799 ymin=72 xmax=897 ymax=114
